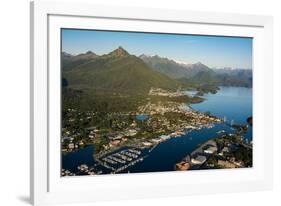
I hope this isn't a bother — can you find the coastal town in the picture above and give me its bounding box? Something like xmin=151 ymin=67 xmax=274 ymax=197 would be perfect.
xmin=61 ymin=87 xmax=252 ymax=176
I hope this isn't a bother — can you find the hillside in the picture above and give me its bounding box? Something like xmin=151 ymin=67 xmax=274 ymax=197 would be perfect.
xmin=189 ymin=70 xmax=219 ymax=84
xmin=62 ymin=47 xmax=180 ymax=94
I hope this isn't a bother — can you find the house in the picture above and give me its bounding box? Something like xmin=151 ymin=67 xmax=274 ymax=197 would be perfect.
xmin=78 ymin=164 xmax=89 ymax=172
xmin=221 ymin=146 xmax=230 ymax=153
xmin=218 ymin=152 xmax=224 ymax=156
xmin=151 ymin=138 xmax=162 ymax=144
xmin=113 ymin=134 xmax=123 ymax=140
xmin=103 ymin=145 xmax=109 ymax=150
xmin=68 ymin=143 xmax=75 ymax=149
xmin=125 ymin=129 xmax=137 ymax=137
xmin=110 ymin=140 xmax=121 ymax=146
xmin=121 ymin=137 xmax=128 ymax=142
xmin=130 ymin=121 xmax=137 ymax=127
xmin=62 ymin=136 xmax=71 ymax=142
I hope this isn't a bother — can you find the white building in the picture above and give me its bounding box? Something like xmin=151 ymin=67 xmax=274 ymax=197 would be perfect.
xmin=204 ymin=146 xmax=217 ymax=154
xmin=191 ymin=155 xmax=207 ymax=165
xmin=142 ymin=142 xmax=153 ymax=147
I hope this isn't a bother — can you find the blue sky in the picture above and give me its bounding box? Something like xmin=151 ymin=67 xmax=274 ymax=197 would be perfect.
xmin=62 ymin=29 xmax=252 ymax=69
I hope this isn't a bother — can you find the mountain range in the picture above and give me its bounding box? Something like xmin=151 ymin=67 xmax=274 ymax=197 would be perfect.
xmin=139 ymin=54 xmax=213 ymax=79
xmin=62 ymin=47 xmax=252 ymax=94
xmin=139 ymin=54 xmax=252 ymax=87
xmin=62 ymin=47 xmax=179 ymax=94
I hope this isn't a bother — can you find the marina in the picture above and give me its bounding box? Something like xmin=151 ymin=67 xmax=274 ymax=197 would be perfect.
xmin=91 ymin=147 xmax=148 ymax=174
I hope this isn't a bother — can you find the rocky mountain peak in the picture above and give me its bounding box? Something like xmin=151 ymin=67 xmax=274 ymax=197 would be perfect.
xmin=109 ymin=46 xmax=129 ymax=57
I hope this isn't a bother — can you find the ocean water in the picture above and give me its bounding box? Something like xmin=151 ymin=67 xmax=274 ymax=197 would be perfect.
xmin=189 ymin=86 xmax=252 ymax=125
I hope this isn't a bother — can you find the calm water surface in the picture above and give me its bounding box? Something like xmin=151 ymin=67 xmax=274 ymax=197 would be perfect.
xmin=189 ymin=86 xmax=252 ymax=125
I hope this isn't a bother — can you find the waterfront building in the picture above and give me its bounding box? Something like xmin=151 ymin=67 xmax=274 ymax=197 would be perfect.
xmin=68 ymin=143 xmax=75 ymax=149
xmin=159 ymin=135 xmax=170 ymax=140
xmin=142 ymin=142 xmax=153 ymax=147
xmin=203 ymin=146 xmax=217 ymax=154
xmin=191 ymin=155 xmax=207 ymax=165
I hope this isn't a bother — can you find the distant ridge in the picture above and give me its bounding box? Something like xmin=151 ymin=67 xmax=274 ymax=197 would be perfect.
xmin=139 ymin=54 xmax=212 ymax=79
xmin=62 ymin=51 xmax=98 ymax=70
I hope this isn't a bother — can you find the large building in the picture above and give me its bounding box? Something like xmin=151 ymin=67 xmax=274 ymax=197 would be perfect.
xmin=204 ymin=146 xmax=217 ymax=154
xmin=191 ymin=155 xmax=207 ymax=165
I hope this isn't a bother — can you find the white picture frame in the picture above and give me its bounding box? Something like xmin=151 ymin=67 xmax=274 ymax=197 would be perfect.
xmin=30 ymin=0 xmax=273 ymax=205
